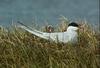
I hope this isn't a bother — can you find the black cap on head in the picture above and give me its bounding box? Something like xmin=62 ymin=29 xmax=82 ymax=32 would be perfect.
xmin=68 ymin=22 xmax=79 ymax=27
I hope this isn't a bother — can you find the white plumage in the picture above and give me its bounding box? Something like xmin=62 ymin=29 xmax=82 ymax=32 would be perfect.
xmin=18 ymin=22 xmax=79 ymax=43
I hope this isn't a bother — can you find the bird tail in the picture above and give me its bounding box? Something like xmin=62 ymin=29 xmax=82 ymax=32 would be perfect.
xmin=17 ymin=21 xmax=49 ymax=39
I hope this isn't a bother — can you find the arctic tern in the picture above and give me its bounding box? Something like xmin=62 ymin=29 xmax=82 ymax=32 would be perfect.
xmin=18 ymin=21 xmax=79 ymax=43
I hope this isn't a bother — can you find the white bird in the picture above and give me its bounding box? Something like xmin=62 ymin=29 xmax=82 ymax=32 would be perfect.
xmin=18 ymin=21 xmax=79 ymax=43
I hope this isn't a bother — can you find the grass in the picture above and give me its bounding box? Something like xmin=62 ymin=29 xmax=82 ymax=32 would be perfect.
xmin=0 ymin=19 xmax=99 ymax=68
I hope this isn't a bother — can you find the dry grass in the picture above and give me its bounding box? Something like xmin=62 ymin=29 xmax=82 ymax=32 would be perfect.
xmin=0 ymin=19 xmax=99 ymax=68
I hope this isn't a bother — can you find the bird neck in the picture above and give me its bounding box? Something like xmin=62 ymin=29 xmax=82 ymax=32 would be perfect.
xmin=66 ymin=26 xmax=78 ymax=43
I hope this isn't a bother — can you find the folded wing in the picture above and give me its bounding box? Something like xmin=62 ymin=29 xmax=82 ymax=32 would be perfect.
xmin=18 ymin=22 xmax=71 ymax=43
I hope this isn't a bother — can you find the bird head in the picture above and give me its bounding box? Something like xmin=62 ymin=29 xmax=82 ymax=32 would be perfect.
xmin=67 ymin=22 xmax=79 ymax=32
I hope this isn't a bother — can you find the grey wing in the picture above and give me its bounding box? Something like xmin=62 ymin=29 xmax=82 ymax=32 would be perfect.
xmin=49 ymin=32 xmax=70 ymax=43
